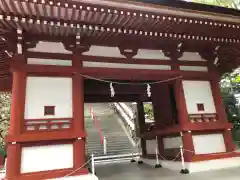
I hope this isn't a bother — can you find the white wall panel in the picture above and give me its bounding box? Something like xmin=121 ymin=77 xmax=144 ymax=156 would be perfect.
xmin=21 ymin=144 xmax=73 ymax=173
xmin=27 ymin=58 xmax=72 ymax=66
xmin=133 ymin=49 xmax=170 ymax=60
xmin=83 ymin=61 xmax=171 ymax=70
xmin=83 ymin=46 xmax=125 ymax=58
xmin=179 ymin=52 xmax=206 ymax=61
xmin=193 ymin=134 xmax=226 ymax=154
xmin=182 ymin=81 xmax=216 ymax=114
xmin=28 ymin=41 xmax=72 ymax=54
xmin=180 ymin=66 xmax=208 ymax=72
xmin=24 ymin=77 xmax=72 ymax=119
xmin=146 ymin=139 xmax=157 ymax=154
xmin=163 ymin=136 xmax=182 ymax=149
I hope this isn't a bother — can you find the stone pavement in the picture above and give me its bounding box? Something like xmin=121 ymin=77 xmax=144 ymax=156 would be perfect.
xmin=95 ymin=161 xmax=240 ymax=180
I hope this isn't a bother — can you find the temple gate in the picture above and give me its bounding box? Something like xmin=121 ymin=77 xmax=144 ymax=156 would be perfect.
xmin=0 ymin=0 xmax=239 ymax=179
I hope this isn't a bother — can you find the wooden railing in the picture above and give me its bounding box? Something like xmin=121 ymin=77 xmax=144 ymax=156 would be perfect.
xmin=189 ymin=113 xmax=217 ymax=123
xmin=24 ymin=118 xmax=72 ymax=132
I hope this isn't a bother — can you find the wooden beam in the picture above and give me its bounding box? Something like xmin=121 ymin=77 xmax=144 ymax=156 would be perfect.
xmin=25 ymin=51 xmax=208 ymax=66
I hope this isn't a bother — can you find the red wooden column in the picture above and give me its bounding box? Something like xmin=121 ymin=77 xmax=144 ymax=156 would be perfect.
xmin=6 ymin=143 xmax=21 ymax=179
xmin=174 ymin=79 xmax=194 ymax=162
xmin=6 ymin=55 xmax=26 ymax=179
xmin=72 ymin=53 xmax=86 ymax=171
xmin=137 ymin=101 xmax=147 ymax=156
xmin=210 ymin=75 xmax=228 ymax=123
xmin=210 ymin=74 xmax=235 ymax=151
xmin=174 ymin=79 xmax=189 ymax=127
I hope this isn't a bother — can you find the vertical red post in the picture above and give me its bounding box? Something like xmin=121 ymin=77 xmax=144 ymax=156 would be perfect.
xmin=181 ymin=132 xmax=195 ymax=162
xmin=174 ymin=79 xmax=189 ymax=127
xmin=137 ymin=101 xmax=146 ymax=156
xmin=6 ymin=143 xmax=21 ymax=179
xmin=6 ymin=55 xmax=26 ymax=179
xmin=174 ymin=79 xmax=194 ymax=161
xmin=210 ymin=75 xmax=228 ymax=123
xmin=157 ymin=136 xmax=165 ymax=156
xmin=210 ymin=75 xmax=234 ymax=152
xmin=223 ymin=129 xmax=235 ymax=152
xmin=8 ymin=55 xmax=26 ymax=136
xmin=72 ymin=53 xmax=86 ymax=169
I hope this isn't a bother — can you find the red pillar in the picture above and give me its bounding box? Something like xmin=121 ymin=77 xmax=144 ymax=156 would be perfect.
xmin=210 ymin=75 xmax=228 ymax=123
xmin=210 ymin=75 xmax=235 ymax=152
xmin=174 ymin=79 xmax=189 ymax=127
xmin=223 ymin=130 xmax=235 ymax=152
xmin=72 ymin=53 xmax=86 ymax=170
xmin=8 ymin=55 xmax=26 ymax=136
xmin=174 ymin=79 xmax=194 ymax=161
xmin=137 ymin=101 xmax=145 ymax=135
xmin=152 ymin=83 xmax=174 ymax=127
xmin=157 ymin=136 xmax=165 ymax=156
xmin=181 ymin=132 xmax=195 ymax=162
xmin=6 ymin=55 xmax=26 ymax=179
xmin=6 ymin=143 xmax=21 ymax=179
xmin=137 ymin=101 xmax=147 ymax=156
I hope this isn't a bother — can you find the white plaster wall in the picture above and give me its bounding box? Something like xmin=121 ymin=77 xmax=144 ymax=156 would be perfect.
xmin=51 ymin=174 xmax=99 ymax=180
xmin=27 ymin=58 xmax=72 ymax=66
xmin=182 ymin=81 xmax=216 ymax=114
xmin=188 ymin=157 xmax=240 ymax=173
xmin=179 ymin=52 xmax=206 ymax=61
xmin=28 ymin=41 xmax=72 ymax=54
xmin=146 ymin=139 xmax=157 ymax=154
xmin=180 ymin=66 xmax=208 ymax=72
xmin=142 ymin=157 xmax=240 ymax=173
xmin=133 ymin=49 xmax=170 ymax=60
xmin=83 ymin=46 xmax=125 ymax=58
xmin=192 ymin=134 xmax=226 ymax=154
xmin=163 ymin=136 xmax=182 ymax=149
xmin=24 ymin=77 xmax=72 ymax=119
xmin=21 ymin=144 xmax=73 ymax=173
xmin=83 ymin=61 xmax=171 ymax=70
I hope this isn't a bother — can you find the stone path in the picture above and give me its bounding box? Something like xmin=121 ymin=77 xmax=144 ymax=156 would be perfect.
xmin=96 ymin=161 xmax=240 ymax=180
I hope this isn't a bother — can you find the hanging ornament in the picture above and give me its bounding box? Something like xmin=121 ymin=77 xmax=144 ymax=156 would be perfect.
xmin=110 ymin=83 xmax=115 ymax=97
xmin=147 ymin=84 xmax=151 ymax=97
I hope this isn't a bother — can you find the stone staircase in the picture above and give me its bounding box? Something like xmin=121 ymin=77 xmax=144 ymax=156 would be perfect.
xmin=84 ymin=103 xmax=135 ymax=159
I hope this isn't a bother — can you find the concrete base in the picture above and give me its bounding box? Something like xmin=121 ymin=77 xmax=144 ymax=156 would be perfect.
xmin=142 ymin=157 xmax=240 ymax=173
xmin=48 ymin=174 xmax=99 ymax=180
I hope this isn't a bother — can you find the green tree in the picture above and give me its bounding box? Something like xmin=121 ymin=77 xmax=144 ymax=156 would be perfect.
xmin=220 ymin=69 xmax=240 ymax=142
xmin=144 ymin=103 xmax=154 ymax=121
xmin=190 ymin=0 xmax=240 ymax=9
xmin=0 ymin=93 xmax=11 ymax=148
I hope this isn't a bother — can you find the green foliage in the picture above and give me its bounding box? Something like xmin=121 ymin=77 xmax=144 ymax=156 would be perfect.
xmin=0 ymin=93 xmax=11 ymax=148
xmin=220 ymin=69 xmax=240 ymax=141
xmin=190 ymin=0 xmax=240 ymax=9
xmin=144 ymin=103 xmax=154 ymax=121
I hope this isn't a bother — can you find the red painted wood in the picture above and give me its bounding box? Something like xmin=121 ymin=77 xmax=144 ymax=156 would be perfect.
xmin=17 ymin=168 xmax=88 ymax=180
xmin=72 ymin=53 xmax=86 ymax=170
xmin=223 ymin=130 xmax=235 ymax=152
xmin=73 ymin=139 xmax=86 ymax=170
xmin=174 ymin=79 xmax=189 ymax=126
xmin=191 ymin=151 xmax=240 ymax=162
xmin=6 ymin=143 xmax=21 ymax=180
xmin=182 ymin=132 xmax=195 ymax=162
xmin=6 ymin=130 xmax=87 ymax=143
xmin=6 ymin=55 xmax=26 ymax=180
xmin=210 ymin=75 xmax=228 ymax=123
xmin=157 ymin=136 xmax=165 ymax=156
xmin=152 ymin=83 xmax=174 ymax=127
xmin=0 ymin=155 xmax=4 ymax=166
xmin=25 ymin=51 xmax=208 ymax=67
xmin=8 ymin=55 xmax=26 ymax=136
xmin=24 ymin=118 xmax=73 ymax=132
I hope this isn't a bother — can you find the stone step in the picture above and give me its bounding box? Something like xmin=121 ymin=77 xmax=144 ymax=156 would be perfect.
xmin=84 ymin=103 xmax=133 ymax=157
